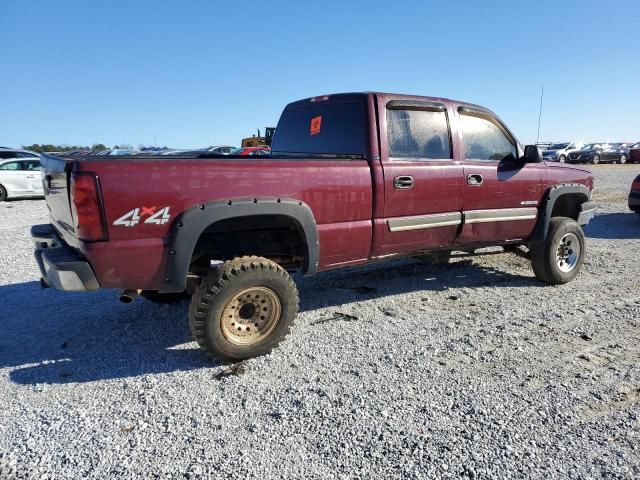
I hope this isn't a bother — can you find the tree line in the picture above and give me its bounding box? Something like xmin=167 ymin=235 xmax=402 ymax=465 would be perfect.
xmin=21 ymin=143 xmax=132 ymax=153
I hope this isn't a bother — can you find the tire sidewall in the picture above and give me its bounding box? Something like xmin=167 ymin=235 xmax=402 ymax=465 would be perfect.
xmin=544 ymin=219 xmax=585 ymax=283
xmin=0 ymin=185 xmax=6 ymax=202
xmin=201 ymin=267 xmax=297 ymax=360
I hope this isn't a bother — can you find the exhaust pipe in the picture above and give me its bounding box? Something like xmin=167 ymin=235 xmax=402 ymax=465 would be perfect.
xmin=119 ymin=289 xmax=141 ymax=304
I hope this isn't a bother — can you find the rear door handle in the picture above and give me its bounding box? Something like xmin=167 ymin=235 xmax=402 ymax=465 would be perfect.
xmin=467 ymin=174 xmax=483 ymax=186
xmin=393 ymin=175 xmax=414 ymax=189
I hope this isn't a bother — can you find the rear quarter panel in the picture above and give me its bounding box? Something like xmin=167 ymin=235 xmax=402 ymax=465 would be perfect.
xmin=77 ymin=158 xmax=373 ymax=289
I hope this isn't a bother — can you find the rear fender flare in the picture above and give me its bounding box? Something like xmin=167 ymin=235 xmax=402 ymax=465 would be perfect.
xmin=530 ymin=184 xmax=591 ymax=243
xmin=161 ymin=198 xmax=319 ymax=293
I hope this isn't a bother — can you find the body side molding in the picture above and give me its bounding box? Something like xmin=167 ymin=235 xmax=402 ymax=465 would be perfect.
xmin=387 ymin=212 xmax=461 ymax=232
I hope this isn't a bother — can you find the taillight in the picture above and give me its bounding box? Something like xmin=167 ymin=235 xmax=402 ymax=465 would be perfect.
xmin=70 ymin=172 xmax=108 ymax=241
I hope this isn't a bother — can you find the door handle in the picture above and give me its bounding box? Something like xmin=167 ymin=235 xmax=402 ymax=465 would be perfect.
xmin=467 ymin=174 xmax=483 ymax=186
xmin=393 ymin=175 xmax=414 ymax=189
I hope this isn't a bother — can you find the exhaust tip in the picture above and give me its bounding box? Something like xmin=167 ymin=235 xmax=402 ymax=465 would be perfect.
xmin=119 ymin=289 xmax=141 ymax=304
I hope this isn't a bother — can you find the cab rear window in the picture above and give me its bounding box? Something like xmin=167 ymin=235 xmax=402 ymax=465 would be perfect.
xmin=270 ymin=100 xmax=365 ymax=157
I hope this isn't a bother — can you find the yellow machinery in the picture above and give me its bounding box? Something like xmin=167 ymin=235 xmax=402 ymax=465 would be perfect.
xmin=241 ymin=127 xmax=276 ymax=148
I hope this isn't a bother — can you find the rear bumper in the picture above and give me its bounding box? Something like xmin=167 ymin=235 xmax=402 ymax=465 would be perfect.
xmin=629 ymin=190 xmax=640 ymax=212
xmin=31 ymin=224 xmax=99 ymax=292
xmin=577 ymin=200 xmax=596 ymax=225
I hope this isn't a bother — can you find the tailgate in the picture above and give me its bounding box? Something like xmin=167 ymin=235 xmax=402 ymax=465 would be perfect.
xmin=40 ymin=153 xmax=77 ymax=247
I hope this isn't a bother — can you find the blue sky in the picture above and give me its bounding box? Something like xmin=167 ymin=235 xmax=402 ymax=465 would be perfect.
xmin=1 ymin=0 xmax=638 ymax=148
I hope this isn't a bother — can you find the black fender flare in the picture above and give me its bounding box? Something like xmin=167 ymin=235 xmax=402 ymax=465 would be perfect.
xmin=530 ymin=183 xmax=592 ymax=243
xmin=160 ymin=198 xmax=319 ymax=293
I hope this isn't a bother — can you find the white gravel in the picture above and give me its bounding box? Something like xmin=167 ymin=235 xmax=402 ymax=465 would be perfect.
xmin=1 ymin=165 xmax=639 ymax=479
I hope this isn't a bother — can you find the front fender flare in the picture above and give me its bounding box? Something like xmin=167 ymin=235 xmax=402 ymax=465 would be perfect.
xmin=160 ymin=198 xmax=319 ymax=293
xmin=530 ymin=184 xmax=592 ymax=243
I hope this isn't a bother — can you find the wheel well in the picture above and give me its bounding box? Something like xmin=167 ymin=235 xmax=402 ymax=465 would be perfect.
xmin=190 ymin=214 xmax=307 ymax=273
xmin=550 ymin=193 xmax=587 ymax=220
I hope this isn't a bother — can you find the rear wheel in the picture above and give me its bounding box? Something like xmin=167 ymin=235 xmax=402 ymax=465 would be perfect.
xmin=620 ymin=155 xmax=627 ymax=164
xmin=530 ymin=217 xmax=585 ymax=284
xmin=188 ymin=256 xmax=299 ymax=361
xmin=558 ymin=154 xmax=566 ymax=163
xmin=0 ymin=185 xmax=7 ymax=202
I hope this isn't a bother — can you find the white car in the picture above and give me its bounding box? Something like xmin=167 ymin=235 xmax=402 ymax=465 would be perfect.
xmin=0 ymin=149 xmax=43 ymax=201
xmin=542 ymin=142 xmax=584 ymax=163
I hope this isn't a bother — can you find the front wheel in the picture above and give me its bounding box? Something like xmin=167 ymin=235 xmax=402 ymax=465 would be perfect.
xmin=530 ymin=217 xmax=586 ymax=284
xmin=188 ymin=256 xmax=299 ymax=361
xmin=620 ymin=155 xmax=627 ymax=164
xmin=592 ymin=154 xmax=600 ymax=165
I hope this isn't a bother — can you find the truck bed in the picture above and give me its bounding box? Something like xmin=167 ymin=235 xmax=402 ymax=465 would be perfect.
xmin=40 ymin=152 xmax=374 ymax=290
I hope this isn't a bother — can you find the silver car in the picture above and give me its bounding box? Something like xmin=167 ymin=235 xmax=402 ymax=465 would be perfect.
xmin=0 ymin=149 xmax=44 ymax=201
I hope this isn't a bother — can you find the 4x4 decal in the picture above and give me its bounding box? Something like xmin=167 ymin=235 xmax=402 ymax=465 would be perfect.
xmin=113 ymin=206 xmax=171 ymax=227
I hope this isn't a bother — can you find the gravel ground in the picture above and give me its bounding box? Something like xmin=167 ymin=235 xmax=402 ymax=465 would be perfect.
xmin=1 ymin=165 xmax=639 ymax=479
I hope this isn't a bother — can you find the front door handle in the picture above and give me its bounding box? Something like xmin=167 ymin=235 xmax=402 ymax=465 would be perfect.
xmin=467 ymin=174 xmax=483 ymax=186
xmin=393 ymin=175 xmax=414 ymax=189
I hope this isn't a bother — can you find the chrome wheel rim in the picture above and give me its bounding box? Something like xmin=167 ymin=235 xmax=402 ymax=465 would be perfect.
xmin=221 ymin=287 xmax=281 ymax=345
xmin=556 ymin=233 xmax=580 ymax=273
xmin=559 ymin=156 xmax=565 ymax=163
xmin=620 ymin=155 xmax=626 ymax=164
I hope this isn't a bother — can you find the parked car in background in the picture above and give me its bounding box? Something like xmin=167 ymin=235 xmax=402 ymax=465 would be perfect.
xmin=0 ymin=148 xmax=40 ymax=161
xmin=629 ymin=143 xmax=640 ymax=163
xmin=629 ymin=175 xmax=640 ymax=214
xmin=542 ymin=142 xmax=584 ymax=163
xmin=231 ymin=146 xmax=271 ymax=156
xmin=203 ymin=145 xmax=235 ymax=155
xmin=0 ymin=156 xmax=43 ymax=201
xmin=601 ymin=143 xmax=630 ymax=164
xmin=566 ymin=143 xmax=629 ymax=164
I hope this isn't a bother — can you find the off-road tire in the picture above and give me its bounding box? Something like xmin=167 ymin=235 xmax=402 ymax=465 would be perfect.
xmin=141 ymin=290 xmax=190 ymax=304
xmin=0 ymin=185 xmax=7 ymax=202
xmin=530 ymin=217 xmax=585 ymax=284
xmin=189 ymin=256 xmax=299 ymax=361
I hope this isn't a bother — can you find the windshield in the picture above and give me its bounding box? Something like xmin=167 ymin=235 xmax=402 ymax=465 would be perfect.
xmin=632 ymin=143 xmax=640 ymax=149
xmin=581 ymin=144 xmax=596 ymax=149
xmin=550 ymin=143 xmax=569 ymax=149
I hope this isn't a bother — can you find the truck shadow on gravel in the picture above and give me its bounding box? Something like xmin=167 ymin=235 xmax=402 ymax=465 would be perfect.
xmin=584 ymin=212 xmax=640 ymax=240
xmin=2 ymin=282 xmax=212 ymax=385
xmin=3 ymin=258 xmax=539 ymax=385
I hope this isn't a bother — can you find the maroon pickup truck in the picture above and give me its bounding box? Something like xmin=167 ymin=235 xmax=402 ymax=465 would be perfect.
xmin=32 ymin=92 xmax=595 ymax=360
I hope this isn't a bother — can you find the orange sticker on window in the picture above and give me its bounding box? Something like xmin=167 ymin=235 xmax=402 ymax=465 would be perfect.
xmin=310 ymin=115 xmax=322 ymax=135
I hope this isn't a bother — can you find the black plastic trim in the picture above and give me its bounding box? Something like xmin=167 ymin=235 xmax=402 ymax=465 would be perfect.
xmin=161 ymin=198 xmax=319 ymax=293
xmin=530 ymin=184 xmax=592 ymax=243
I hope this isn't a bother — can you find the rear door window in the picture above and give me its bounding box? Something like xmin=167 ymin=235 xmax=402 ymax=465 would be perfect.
xmin=387 ymin=108 xmax=451 ymax=159
xmin=270 ymin=99 xmax=364 ymax=157
xmin=0 ymin=161 xmax=24 ymax=171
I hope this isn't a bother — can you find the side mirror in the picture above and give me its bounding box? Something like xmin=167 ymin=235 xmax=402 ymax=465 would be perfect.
xmin=523 ymin=145 xmax=543 ymax=163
